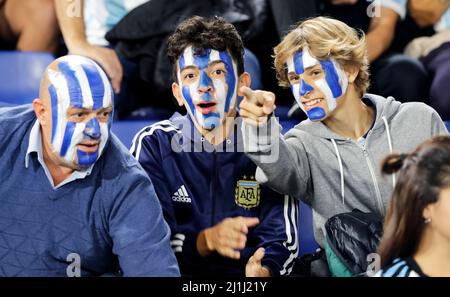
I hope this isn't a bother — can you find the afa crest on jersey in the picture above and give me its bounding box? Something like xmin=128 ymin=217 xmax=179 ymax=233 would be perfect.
xmin=235 ymin=175 xmax=260 ymax=209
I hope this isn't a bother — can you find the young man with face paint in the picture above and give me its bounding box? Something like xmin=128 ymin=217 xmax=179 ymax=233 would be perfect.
xmin=239 ymin=17 xmax=448 ymax=249
xmin=131 ymin=16 xmax=298 ymax=277
xmin=0 ymin=55 xmax=179 ymax=276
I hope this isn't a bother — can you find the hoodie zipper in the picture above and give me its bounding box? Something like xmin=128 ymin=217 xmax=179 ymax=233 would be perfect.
xmin=361 ymin=137 xmax=385 ymax=216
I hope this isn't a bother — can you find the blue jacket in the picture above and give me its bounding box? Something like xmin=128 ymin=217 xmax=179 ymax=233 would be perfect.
xmin=0 ymin=105 xmax=180 ymax=276
xmin=131 ymin=113 xmax=298 ymax=276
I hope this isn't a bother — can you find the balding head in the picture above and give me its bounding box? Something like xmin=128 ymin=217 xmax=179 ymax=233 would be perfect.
xmin=34 ymin=55 xmax=114 ymax=170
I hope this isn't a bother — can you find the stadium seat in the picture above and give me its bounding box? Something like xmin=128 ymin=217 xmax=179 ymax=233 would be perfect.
xmin=298 ymin=201 xmax=319 ymax=255
xmin=0 ymin=51 xmax=54 ymax=105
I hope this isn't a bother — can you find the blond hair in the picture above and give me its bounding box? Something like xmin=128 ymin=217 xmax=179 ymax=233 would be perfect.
xmin=274 ymin=17 xmax=370 ymax=96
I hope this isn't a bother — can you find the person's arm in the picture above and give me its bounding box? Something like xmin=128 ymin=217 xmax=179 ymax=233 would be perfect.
xmin=245 ymin=193 xmax=298 ymax=277
xmin=409 ymin=0 xmax=450 ymax=27
xmin=329 ymin=0 xmax=358 ymax=4
xmin=107 ymin=170 xmax=180 ymax=276
xmin=54 ymin=0 xmax=123 ymax=93
xmin=366 ymin=7 xmax=400 ymax=63
xmin=239 ymin=86 xmax=313 ymax=201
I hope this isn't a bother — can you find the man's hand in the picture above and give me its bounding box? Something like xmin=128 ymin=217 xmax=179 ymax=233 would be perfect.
xmin=238 ymin=86 xmax=276 ymax=126
xmin=70 ymin=44 xmax=123 ymax=93
xmin=409 ymin=0 xmax=450 ymax=27
xmin=245 ymin=247 xmax=272 ymax=277
xmin=201 ymin=217 xmax=260 ymax=259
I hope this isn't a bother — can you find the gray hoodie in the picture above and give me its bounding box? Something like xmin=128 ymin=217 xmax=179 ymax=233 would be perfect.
xmin=242 ymin=94 xmax=448 ymax=247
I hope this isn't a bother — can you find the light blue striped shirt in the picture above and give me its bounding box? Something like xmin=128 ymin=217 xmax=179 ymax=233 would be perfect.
xmin=374 ymin=257 xmax=427 ymax=277
xmin=375 ymin=0 xmax=450 ymax=31
xmin=84 ymin=0 xmax=149 ymax=46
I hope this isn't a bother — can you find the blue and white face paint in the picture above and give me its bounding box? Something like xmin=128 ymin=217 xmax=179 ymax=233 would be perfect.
xmin=177 ymin=46 xmax=238 ymax=130
xmin=47 ymin=55 xmax=113 ymax=168
xmin=286 ymin=47 xmax=348 ymax=121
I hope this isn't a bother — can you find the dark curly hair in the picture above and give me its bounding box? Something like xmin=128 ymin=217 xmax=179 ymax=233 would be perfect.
xmin=167 ymin=16 xmax=245 ymax=81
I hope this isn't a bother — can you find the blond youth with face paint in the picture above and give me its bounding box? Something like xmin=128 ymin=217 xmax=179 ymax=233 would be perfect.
xmin=240 ymin=17 xmax=448 ymax=248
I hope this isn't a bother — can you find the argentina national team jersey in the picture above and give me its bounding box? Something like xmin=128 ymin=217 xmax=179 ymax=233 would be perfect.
xmin=375 ymin=257 xmax=428 ymax=277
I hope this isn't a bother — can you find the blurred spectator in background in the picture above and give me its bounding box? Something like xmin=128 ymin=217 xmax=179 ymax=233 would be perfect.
xmin=0 ymin=0 xmax=59 ymax=53
xmin=404 ymin=0 xmax=450 ymax=120
xmin=319 ymin=0 xmax=430 ymax=105
xmin=376 ymin=135 xmax=450 ymax=277
xmin=54 ymin=0 xmax=149 ymax=118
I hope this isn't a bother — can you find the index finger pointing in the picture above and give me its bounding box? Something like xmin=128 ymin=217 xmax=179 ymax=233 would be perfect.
xmin=239 ymin=86 xmax=255 ymax=101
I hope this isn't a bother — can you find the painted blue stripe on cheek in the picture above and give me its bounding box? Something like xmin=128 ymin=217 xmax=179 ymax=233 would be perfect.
xmin=81 ymin=63 xmax=104 ymax=110
xmin=48 ymin=84 xmax=58 ymax=143
xmin=320 ymin=60 xmax=342 ymax=98
xmin=58 ymin=62 xmax=83 ymax=108
xmin=60 ymin=121 xmax=76 ymax=157
xmin=219 ymin=51 xmax=236 ymax=112
xmin=294 ymin=51 xmax=304 ymax=75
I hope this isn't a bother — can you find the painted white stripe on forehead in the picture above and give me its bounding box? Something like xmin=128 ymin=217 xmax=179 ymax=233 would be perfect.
xmin=286 ymin=55 xmax=295 ymax=74
xmin=183 ymin=46 xmax=194 ymax=67
xmin=302 ymin=47 xmax=319 ymax=69
xmin=209 ymin=49 xmax=220 ymax=62
xmin=66 ymin=60 xmax=94 ymax=109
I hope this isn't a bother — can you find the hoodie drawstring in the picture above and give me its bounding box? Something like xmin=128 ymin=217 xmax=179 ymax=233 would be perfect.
xmin=331 ymin=139 xmax=345 ymax=205
xmin=382 ymin=116 xmax=396 ymax=187
xmin=331 ymin=116 xmax=395 ymax=206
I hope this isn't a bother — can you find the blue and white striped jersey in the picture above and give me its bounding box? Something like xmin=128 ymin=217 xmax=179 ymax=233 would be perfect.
xmin=375 ymin=257 xmax=428 ymax=277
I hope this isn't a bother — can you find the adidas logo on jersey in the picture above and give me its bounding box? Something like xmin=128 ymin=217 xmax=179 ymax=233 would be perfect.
xmin=172 ymin=185 xmax=192 ymax=203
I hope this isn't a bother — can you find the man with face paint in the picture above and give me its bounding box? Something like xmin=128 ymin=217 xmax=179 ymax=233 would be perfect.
xmin=131 ymin=16 xmax=298 ymax=277
xmin=0 ymin=55 xmax=179 ymax=276
xmin=239 ymin=17 xmax=448 ymax=250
